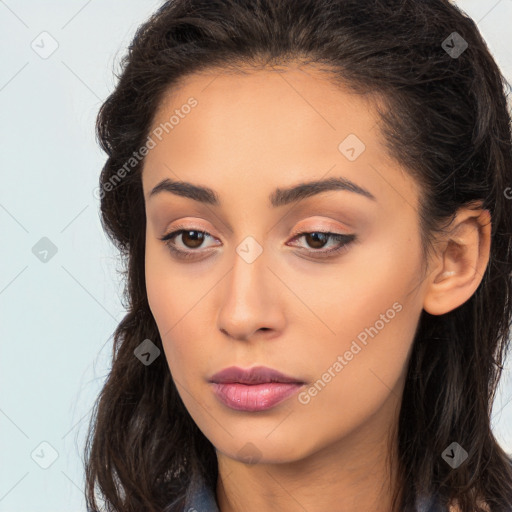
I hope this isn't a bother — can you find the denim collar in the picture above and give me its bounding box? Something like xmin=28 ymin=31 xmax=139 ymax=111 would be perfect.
xmin=184 ymin=473 xmax=220 ymax=512
xmin=183 ymin=473 xmax=443 ymax=512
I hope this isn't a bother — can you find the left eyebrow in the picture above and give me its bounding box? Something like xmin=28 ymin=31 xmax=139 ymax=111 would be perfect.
xmin=147 ymin=175 xmax=377 ymax=207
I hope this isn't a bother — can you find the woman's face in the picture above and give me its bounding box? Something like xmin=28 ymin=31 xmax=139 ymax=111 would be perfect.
xmin=142 ymin=65 xmax=429 ymax=465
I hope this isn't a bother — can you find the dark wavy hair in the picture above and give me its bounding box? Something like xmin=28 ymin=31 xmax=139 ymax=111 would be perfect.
xmin=84 ymin=0 xmax=512 ymax=510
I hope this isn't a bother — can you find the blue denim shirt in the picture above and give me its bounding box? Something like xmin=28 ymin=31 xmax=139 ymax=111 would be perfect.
xmin=183 ymin=473 xmax=220 ymax=512
xmin=183 ymin=473 xmax=445 ymax=512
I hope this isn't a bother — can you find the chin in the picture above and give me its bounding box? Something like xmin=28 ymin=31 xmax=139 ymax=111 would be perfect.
xmin=213 ymin=435 xmax=308 ymax=466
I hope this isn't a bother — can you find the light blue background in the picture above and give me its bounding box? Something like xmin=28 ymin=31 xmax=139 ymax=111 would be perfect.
xmin=1 ymin=1 xmax=511 ymax=510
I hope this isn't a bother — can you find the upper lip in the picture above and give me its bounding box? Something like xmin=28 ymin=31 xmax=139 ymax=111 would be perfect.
xmin=209 ymin=366 xmax=305 ymax=385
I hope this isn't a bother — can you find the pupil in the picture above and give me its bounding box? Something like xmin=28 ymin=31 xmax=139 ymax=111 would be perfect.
xmin=184 ymin=230 xmax=204 ymax=248
xmin=308 ymin=232 xmax=327 ymax=248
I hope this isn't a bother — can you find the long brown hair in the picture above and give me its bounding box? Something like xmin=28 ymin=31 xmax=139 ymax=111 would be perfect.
xmin=84 ymin=1 xmax=512 ymax=510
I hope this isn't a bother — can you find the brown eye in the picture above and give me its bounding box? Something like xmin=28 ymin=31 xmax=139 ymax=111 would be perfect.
xmin=288 ymin=231 xmax=357 ymax=259
xmin=159 ymin=227 xmax=218 ymax=260
xmin=159 ymin=226 xmax=356 ymax=262
xmin=303 ymin=232 xmax=330 ymax=249
xmin=180 ymin=230 xmax=206 ymax=249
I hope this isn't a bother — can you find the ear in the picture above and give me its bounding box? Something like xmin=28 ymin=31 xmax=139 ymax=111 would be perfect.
xmin=423 ymin=203 xmax=492 ymax=316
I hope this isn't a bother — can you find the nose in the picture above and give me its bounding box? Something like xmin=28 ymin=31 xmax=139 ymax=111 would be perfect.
xmin=216 ymin=246 xmax=286 ymax=341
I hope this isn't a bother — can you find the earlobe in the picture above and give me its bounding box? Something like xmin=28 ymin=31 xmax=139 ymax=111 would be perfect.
xmin=422 ymin=206 xmax=491 ymax=316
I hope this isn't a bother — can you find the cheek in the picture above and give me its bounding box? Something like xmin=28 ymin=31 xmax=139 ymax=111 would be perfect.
xmin=145 ymin=244 xmax=211 ymax=393
xmin=145 ymin=242 xmax=185 ymax=372
xmin=289 ymin=230 xmax=421 ymax=350
xmin=145 ymin=233 xmax=184 ymax=335
xmin=294 ymin=236 xmax=423 ymax=408
xmin=291 ymin=300 xmax=419 ymax=452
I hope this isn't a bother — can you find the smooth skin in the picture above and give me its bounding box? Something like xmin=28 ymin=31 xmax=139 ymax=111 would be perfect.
xmin=142 ymin=63 xmax=491 ymax=512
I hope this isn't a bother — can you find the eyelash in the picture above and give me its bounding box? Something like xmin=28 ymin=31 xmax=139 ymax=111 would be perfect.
xmin=159 ymin=224 xmax=357 ymax=261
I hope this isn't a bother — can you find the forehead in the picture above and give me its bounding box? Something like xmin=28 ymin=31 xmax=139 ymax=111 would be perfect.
xmin=142 ymin=64 xmax=419 ymax=214
xmin=148 ymin=64 xmax=382 ymax=154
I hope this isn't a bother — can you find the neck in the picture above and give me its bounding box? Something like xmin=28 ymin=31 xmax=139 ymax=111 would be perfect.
xmin=215 ymin=397 xmax=402 ymax=512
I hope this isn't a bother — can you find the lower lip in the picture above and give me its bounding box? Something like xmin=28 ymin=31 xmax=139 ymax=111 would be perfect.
xmin=210 ymin=382 xmax=304 ymax=411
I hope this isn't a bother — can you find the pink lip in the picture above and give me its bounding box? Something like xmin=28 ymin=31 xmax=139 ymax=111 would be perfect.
xmin=208 ymin=366 xmax=306 ymax=411
xmin=209 ymin=365 xmax=304 ymax=385
xmin=210 ymin=382 xmax=305 ymax=411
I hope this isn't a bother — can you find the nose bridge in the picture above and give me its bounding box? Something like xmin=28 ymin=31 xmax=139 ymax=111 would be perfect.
xmin=216 ymin=234 xmax=279 ymax=339
xmin=226 ymin=234 xmax=268 ymax=311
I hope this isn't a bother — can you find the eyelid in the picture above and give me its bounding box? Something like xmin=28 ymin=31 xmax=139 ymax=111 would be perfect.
xmin=163 ymin=218 xmax=350 ymax=243
xmin=289 ymin=219 xmax=351 ymax=238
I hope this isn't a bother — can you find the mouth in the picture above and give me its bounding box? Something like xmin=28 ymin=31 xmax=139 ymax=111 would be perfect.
xmin=208 ymin=365 xmax=305 ymax=385
xmin=208 ymin=366 xmax=306 ymax=412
